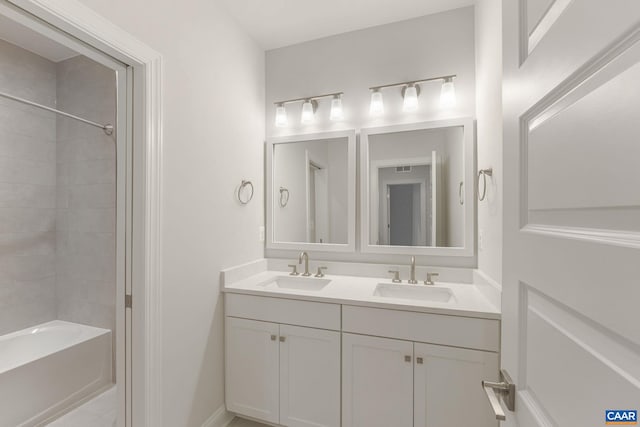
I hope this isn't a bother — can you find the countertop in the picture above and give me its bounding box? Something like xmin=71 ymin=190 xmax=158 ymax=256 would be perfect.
xmin=223 ymin=270 xmax=501 ymax=320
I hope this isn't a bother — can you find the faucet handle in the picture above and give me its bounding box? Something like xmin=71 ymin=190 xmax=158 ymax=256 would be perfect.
xmin=388 ymin=270 xmax=401 ymax=283
xmin=287 ymin=264 xmax=299 ymax=276
xmin=315 ymin=266 xmax=327 ymax=278
xmin=424 ymin=272 xmax=439 ymax=285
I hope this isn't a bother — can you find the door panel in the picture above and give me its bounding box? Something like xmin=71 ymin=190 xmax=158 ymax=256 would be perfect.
xmin=414 ymin=343 xmax=499 ymax=427
xmin=225 ymin=317 xmax=279 ymax=423
xmin=502 ymin=0 xmax=640 ymax=426
xmin=280 ymin=325 xmax=340 ymax=427
xmin=342 ymin=333 xmax=413 ymax=427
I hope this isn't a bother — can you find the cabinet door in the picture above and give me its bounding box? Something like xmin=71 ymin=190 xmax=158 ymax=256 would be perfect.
xmin=225 ymin=317 xmax=279 ymax=424
xmin=414 ymin=342 xmax=499 ymax=427
xmin=280 ymin=325 xmax=340 ymax=427
xmin=342 ymin=333 xmax=413 ymax=427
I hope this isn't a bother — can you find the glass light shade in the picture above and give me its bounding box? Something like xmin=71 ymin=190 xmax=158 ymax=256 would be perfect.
xmin=369 ymin=91 xmax=384 ymax=116
xmin=440 ymin=79 xmax=456 ymax=108
xmin=402 ymin=85 xmax=419 ymax=112
xmin=301 ymin=100 xmax=314 ymax=124
xmin=275 ymin=105 xmax=288 ymax=127
xmin=329 ymin=97 xmax=344 ymax=121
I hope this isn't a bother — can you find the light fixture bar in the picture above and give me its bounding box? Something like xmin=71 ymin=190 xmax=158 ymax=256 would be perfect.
xmin=274 ymin=91 xmax=344 ymax=106
xmin=369 ymin=74 xmax=456 ymax=91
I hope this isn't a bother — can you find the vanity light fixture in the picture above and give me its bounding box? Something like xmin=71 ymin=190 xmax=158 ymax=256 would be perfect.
xmin=369 ymin=74 xmax=456 ymax=116
xmin=274 ymin=103 xmax=288 ymax=127
xmin=402 ymin=83 xmax=419 ymax=112
xmin=440 ymin=77 xmax=456 ymax=108
xmin=369 ymin=89 xmax=384 ymax=116
xmin=300 ymin=99 xmax=316 ymax=124
xmin=273 ymin=91 xmax=344 ymax=127
xmin=329 ymin=94 xmax=344 ymax=121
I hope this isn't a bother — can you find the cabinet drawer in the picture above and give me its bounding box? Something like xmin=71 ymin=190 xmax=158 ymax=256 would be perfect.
xmin=342 ymin=305 xmax=499 ymax=352
xmin=226 ymin=293 xmax=341 ymax=331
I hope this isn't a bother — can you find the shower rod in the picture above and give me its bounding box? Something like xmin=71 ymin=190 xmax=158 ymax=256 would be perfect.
xmin=0 ymin=90 xmax=114 ymax=135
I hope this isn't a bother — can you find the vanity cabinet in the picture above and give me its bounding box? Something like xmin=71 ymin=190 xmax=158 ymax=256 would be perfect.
xmin=225 ymin=294 xmax=341 ymax=427
xmin=342 ymin=334 xmax=414 ymax=427
xmin=342 ymin=305 xmax=500 ymax=427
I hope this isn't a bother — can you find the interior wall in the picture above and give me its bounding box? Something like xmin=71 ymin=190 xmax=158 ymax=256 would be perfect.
xmin=265 ymin=7 xmax=476 ymax=267
xmin=0 ymin=39 xmax=57 ymax=335
xmin=77 ymin=1 xmax=266 ymax=426
xmin=55 ymin=55 xmax=117 ymax=369
xmin=474 ymin=0 xmax=503 ymax=285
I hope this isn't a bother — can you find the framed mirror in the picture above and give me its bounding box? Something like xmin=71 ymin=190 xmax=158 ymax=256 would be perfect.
xmin=360 ymin=118 xmax=475 ymax=256
xmin=266 ymin=130 xmax=356 ymax=252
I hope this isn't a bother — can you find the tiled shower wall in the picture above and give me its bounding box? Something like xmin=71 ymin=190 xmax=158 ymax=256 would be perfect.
xmin=55 ymin=55 xmax=116 ymax=337
xmin=0 ymin=40 xmax=116 ymax=344
xmin=0 ymin=40 xmax=57 ymax=335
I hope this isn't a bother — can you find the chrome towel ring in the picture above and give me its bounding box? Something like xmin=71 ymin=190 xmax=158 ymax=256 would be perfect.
xmin=279 ymin=187 xmax=290 ymax=207
xmin=237 ymin=180 xmax=254 ymax=205
xmin=477 ymin=168 xmax=493 ymax=201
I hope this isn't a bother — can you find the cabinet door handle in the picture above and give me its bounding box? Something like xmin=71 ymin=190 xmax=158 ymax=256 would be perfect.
xmin=416 ymin=357 xmax=423 ymax=364
xmin=270 ymin=334 xmax=277 ymax=341
xmin=404 ymin=355 xmax=411 ymax=362
xmin=279 ymin=336 xmax=286 ymax=342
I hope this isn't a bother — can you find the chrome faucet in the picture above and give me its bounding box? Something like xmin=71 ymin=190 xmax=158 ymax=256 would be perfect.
xmin=298 ymin=251 xmax=311 ymax=276
xmin=424 ymin=272 xmax=439 ymax=286
xmin=408 ymin=256 xmax=417 ymax=284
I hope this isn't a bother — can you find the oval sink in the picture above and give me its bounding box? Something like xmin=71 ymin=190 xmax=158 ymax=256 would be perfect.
xmin=373 ymin=283 xmax=454 ymax=303
xmin=260 ymin=275 xmax=331 ymax=291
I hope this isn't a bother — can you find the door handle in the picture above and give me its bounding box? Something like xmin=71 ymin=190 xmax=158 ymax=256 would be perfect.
xmin=481 ymin=369 xmax=515 ymax=420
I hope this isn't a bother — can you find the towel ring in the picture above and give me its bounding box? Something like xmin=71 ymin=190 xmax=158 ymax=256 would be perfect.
xmin=279 ymin=187 xmax=290 ymax=207
xmin=477 ymin=168 xmax=493 ymax=201
xmin=237 ymin=180 xmax=254 ymax=205
xmin=458 ymin=181 xmax=464 ymax=205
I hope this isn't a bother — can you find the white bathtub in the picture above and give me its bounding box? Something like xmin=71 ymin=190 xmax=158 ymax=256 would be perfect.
xmin=0 ymin=320 xmax=112 ymax=427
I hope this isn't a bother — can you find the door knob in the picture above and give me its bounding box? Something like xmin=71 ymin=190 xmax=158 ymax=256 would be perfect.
xmin=481 ymin=369 xmax=515 ymax=420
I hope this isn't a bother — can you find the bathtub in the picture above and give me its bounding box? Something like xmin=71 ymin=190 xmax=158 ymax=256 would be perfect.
xmin=0 ymin=320 xmax=112 ymax=427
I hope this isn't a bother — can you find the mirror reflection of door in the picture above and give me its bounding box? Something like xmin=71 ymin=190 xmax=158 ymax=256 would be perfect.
xmin=377 ymin=151 xmax=439 ymax=246
xmin=307 ymin=157 xmax=329 ymax=244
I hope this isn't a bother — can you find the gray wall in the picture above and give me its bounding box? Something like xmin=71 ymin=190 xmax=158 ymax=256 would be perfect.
xmin=0 ymin=39 xmax=57 ymax=335
xmin=0 ymin=40 xmax=116 ymax=346
xmin=55 ymin=56 xmax=116 ymax=345
xmin=265 ymin=7 xmax=477 ymax=267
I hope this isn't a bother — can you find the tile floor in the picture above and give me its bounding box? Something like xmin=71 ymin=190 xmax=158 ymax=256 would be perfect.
xmin=47 ymin=386 xmax=116 ymax=427
xmin=229 ymin=417 xmax=270 ymax=427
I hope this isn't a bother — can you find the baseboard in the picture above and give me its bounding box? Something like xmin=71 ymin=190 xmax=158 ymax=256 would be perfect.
xmin=202 ymin=405 xmax=235 ymax=427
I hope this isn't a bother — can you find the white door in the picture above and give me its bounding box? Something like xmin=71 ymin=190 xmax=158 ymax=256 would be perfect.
xmin=225 ymin=317 xmax=279 ymax=423
xmin=280 ymin=325 xmax=341 ymax=427
xmin=501 ymin=1 xmax=640 ymax=426
xmin=414 ymin=342 xmax=498 ymax=427
xmin=342 ymin=333 xmax=413 ymax=427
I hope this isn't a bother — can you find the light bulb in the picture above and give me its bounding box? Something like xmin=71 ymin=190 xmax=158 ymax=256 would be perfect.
xmin=369 ymin=90 xmax=384 ymax=116
xmin=329 ymin=95 xmax=344 ymax=121
xmin=440 ymin=78 xmax=456 ymax=109
xmin=275 ymin=104 xmax=287 ymax=127
xmin=301 ymin=100 xmax=315 ymax=124
xmin=402 ymin=84 xmax=419 ymax=112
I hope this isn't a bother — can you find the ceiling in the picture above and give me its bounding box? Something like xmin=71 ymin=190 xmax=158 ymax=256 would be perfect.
xmin=218 ymin=0 xmax=475 ymax=50
xmin=0 ymin=14 xmax=77 ymax=62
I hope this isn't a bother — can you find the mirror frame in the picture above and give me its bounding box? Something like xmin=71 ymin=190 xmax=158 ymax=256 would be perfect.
xmin=360 ymin=118 xmax=475 ymax=256
xmin=266 ymin=129 xmax=357 ymax=252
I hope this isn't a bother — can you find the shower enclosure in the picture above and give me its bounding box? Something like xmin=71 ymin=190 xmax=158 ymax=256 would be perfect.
xmin=0 ymin=11 xmax=130 ymax=426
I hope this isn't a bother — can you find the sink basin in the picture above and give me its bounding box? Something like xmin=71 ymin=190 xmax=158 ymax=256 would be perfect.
xmin=260 ymin=275 xmax=331 ymax=291
xmin=373 ymin=283 xmax=454 ymax=303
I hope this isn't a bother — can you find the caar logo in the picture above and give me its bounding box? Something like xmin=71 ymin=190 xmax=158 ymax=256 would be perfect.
xmin=606 ymin=410 xmax=637 ymax=425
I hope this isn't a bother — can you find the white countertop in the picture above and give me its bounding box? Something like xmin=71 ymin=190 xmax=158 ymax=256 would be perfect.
xmin=223 ymin=270 xmax=501 ymax=320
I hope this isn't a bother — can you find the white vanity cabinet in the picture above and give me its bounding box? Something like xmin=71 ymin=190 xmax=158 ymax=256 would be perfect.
xmin=342 ymin=306 xmax=500 ymax=427
xmin=225 ymin=294 xmax=341 ymax=427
